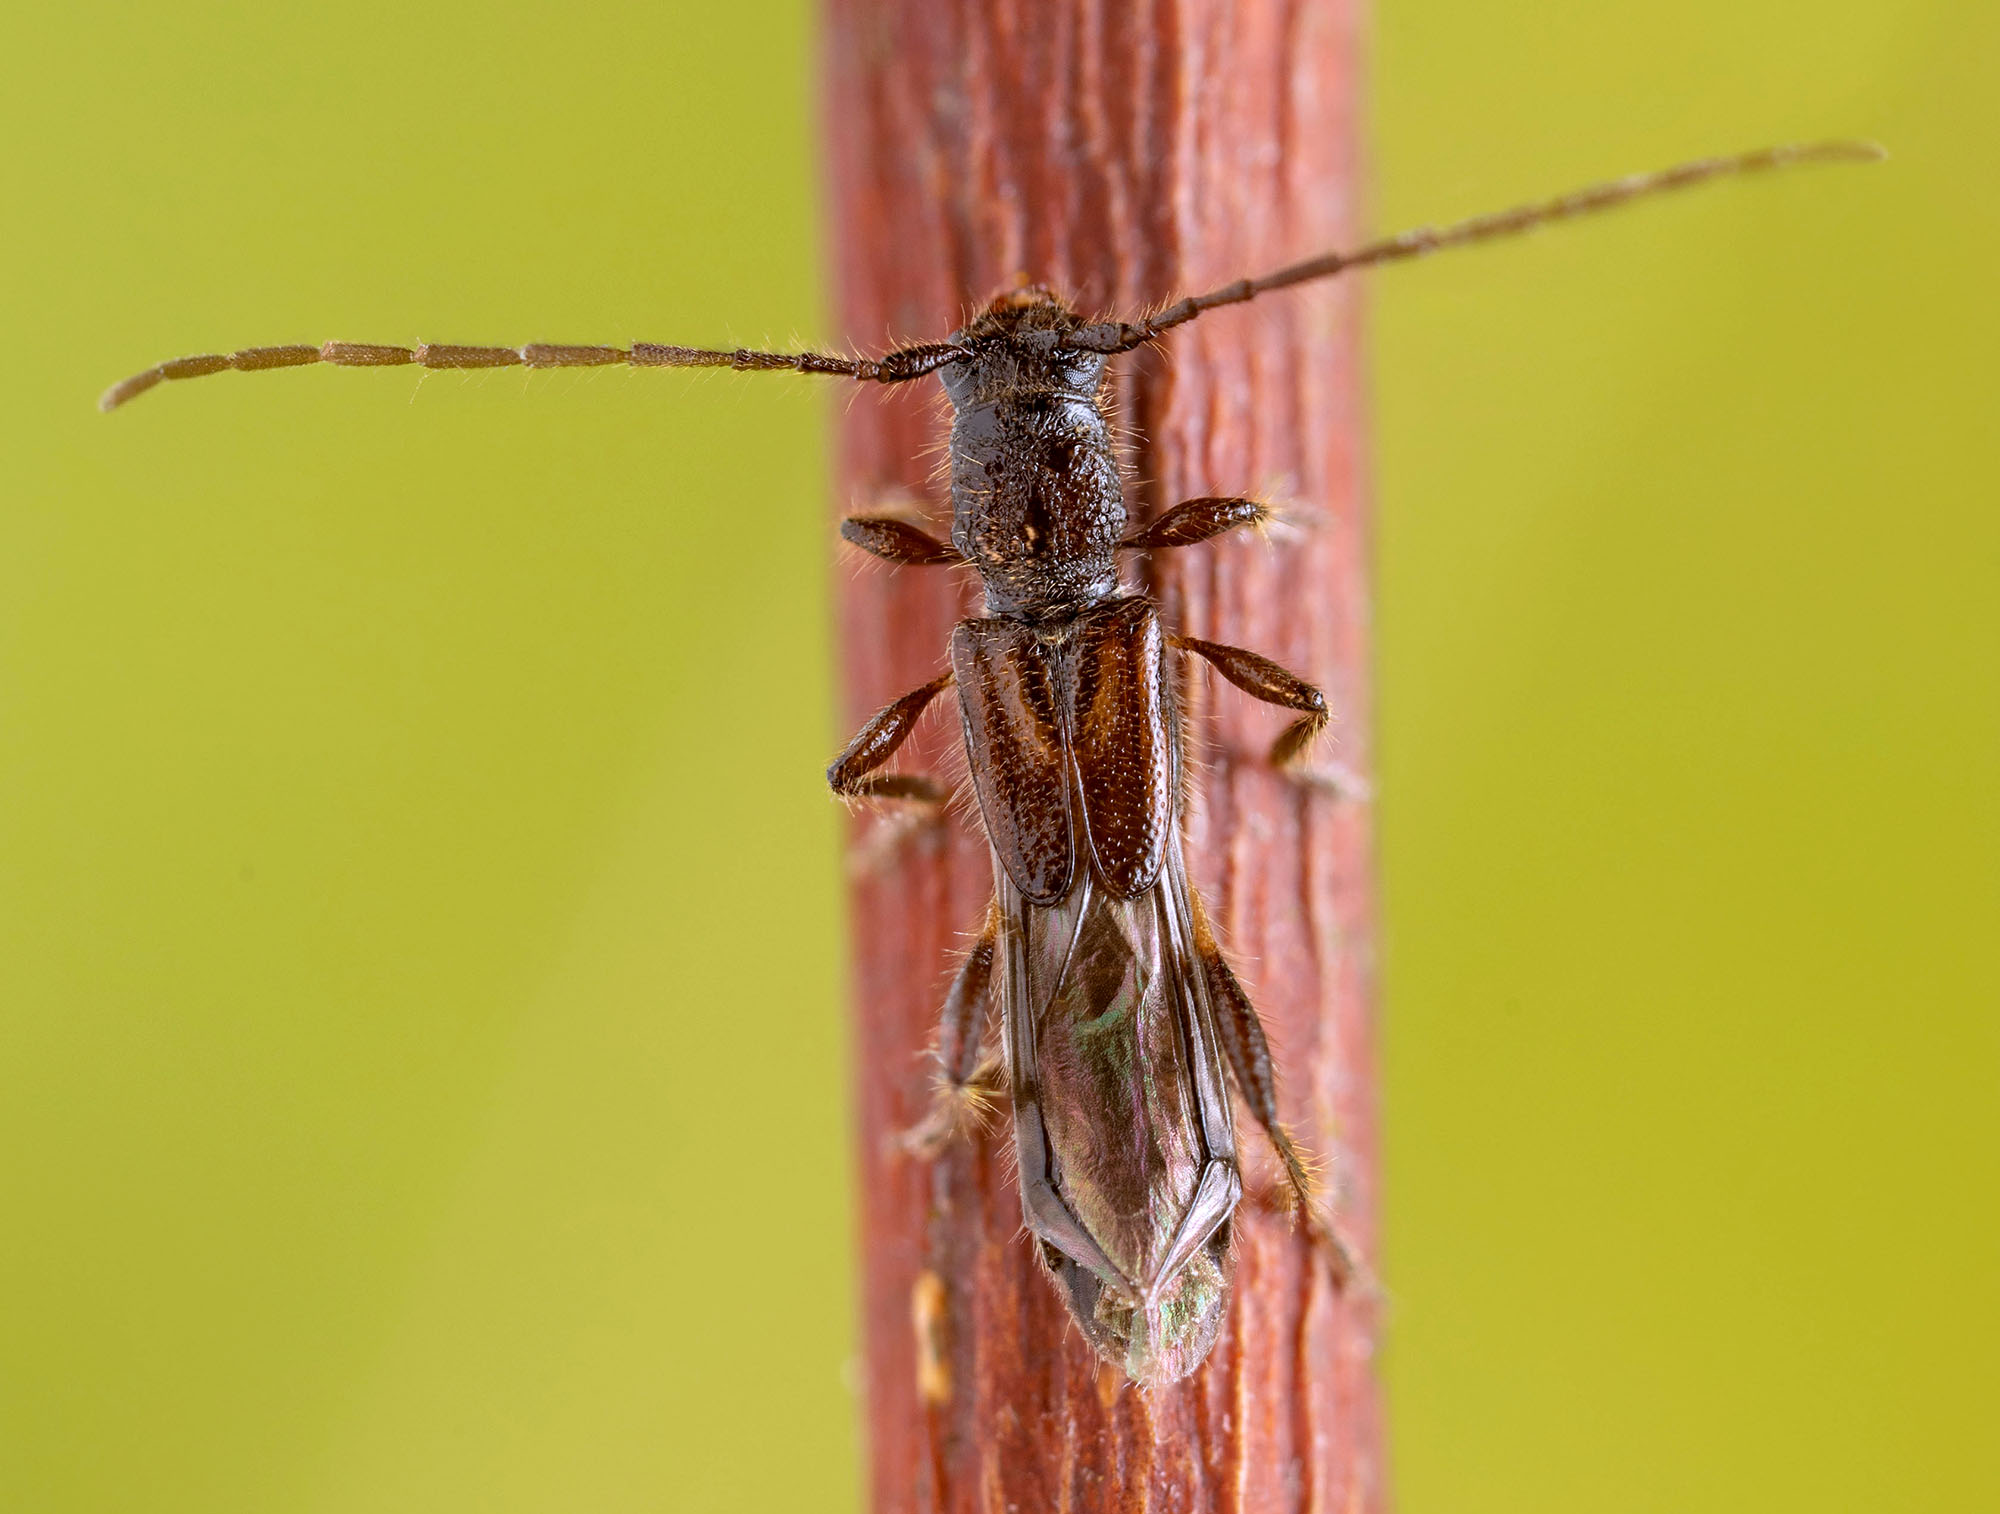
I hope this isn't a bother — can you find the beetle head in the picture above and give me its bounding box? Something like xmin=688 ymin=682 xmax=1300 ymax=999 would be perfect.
xmin=941 ymin=287 xmax=1109 ymax=408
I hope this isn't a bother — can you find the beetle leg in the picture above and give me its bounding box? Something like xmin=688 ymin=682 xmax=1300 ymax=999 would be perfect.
xmin=841 ymin=514 xmax=965 ymax=567
xmin=830 ymin=672 xmax=957 ymax=875
xmin=899 ymin=901 xmax=1002 ymax=1158
xmin=1287 ymin=758 xmax=1375 ymax=803
xmin=1172 ymin=635 xmax=1329 ymax=769
xmin=827 ymin=670 xmax=955 ymax=802
xmin=843 ymin=792 xmax=959 ymax=880
xmin=1120 ymin=496 xmax=1273 ymax=551
xmin=1191 ymin=901 xmax=1367 ymax=1295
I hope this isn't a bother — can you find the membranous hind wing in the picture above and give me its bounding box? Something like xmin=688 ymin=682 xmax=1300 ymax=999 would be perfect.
xmin=956 ymin=595 xmax=1241 ymax=1384
xmin=997 ymin=848 xmax=1239 ymax=1383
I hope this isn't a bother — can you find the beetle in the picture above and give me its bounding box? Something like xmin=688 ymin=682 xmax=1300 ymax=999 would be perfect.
xmin=103 ymin=139 xmax=1881 ymax=1383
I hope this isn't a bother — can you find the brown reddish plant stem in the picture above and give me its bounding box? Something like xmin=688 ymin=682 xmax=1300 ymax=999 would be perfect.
xmin=823 ymin=3 xmax=1380 ymax=1510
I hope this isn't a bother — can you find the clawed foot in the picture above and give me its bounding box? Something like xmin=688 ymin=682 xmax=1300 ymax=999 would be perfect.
xmin=1301 ymin=1206 xmax=1377 ymax=1301
xmin=845 ymin=788 xmax=953 ymax=879
xmin=896 ymin=1060 xmax=1002 ymax=1159
xmin=1282 ymin=757 xmax=1373 ymax=804
xmin=1257 ymin=1146 xmax=1380 ymax=1302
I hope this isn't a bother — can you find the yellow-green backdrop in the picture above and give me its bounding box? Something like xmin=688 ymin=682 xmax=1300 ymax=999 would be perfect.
xmin=3 ymin=3 xmax=1992 ymax=1511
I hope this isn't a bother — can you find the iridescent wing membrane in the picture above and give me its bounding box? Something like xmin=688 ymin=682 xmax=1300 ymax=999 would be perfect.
xmin=953 ymin=596 xmax=1242 ymax=1382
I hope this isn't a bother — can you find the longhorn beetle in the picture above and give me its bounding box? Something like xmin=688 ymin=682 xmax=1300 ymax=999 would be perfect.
xmin=104 ymin=140 xmax=1882 ymax=1383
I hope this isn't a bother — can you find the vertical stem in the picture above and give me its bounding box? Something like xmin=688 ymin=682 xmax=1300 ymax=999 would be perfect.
xmin=823 ymin=3 xmax=1380 ymax=1509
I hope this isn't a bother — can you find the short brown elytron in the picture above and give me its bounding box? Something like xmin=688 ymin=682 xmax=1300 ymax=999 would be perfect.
xmin=104 ymin=141 xmax=1880 ymax=1383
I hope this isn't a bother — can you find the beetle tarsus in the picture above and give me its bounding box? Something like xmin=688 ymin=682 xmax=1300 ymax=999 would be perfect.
xmin=1285 ymin=758 xmax=1374 ymax=803
xmin=898 ymin=1057 xmax=1003 ymax=1158
xmin=843 ymin=790 xmax=954 ymax=879
xmin=898 ymin=905 xmax=1001 ymax=1158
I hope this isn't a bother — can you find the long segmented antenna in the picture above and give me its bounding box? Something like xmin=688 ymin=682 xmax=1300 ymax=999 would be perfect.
xmin=100 ymin=336 xmax=971 ymax=412
xmin=103 ymin=140 xmax=1883 ymax=410
xmin=1063 ymin=139 xmax=1887 ymax=354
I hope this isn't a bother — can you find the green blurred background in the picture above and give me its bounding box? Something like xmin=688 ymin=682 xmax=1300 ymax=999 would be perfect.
xmin=2 ymin=2 xmax=1992 ymax=1511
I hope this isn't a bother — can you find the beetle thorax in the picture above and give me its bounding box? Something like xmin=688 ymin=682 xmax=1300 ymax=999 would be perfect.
xmin=939 ymin=294 xmax=1128 ymax=620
